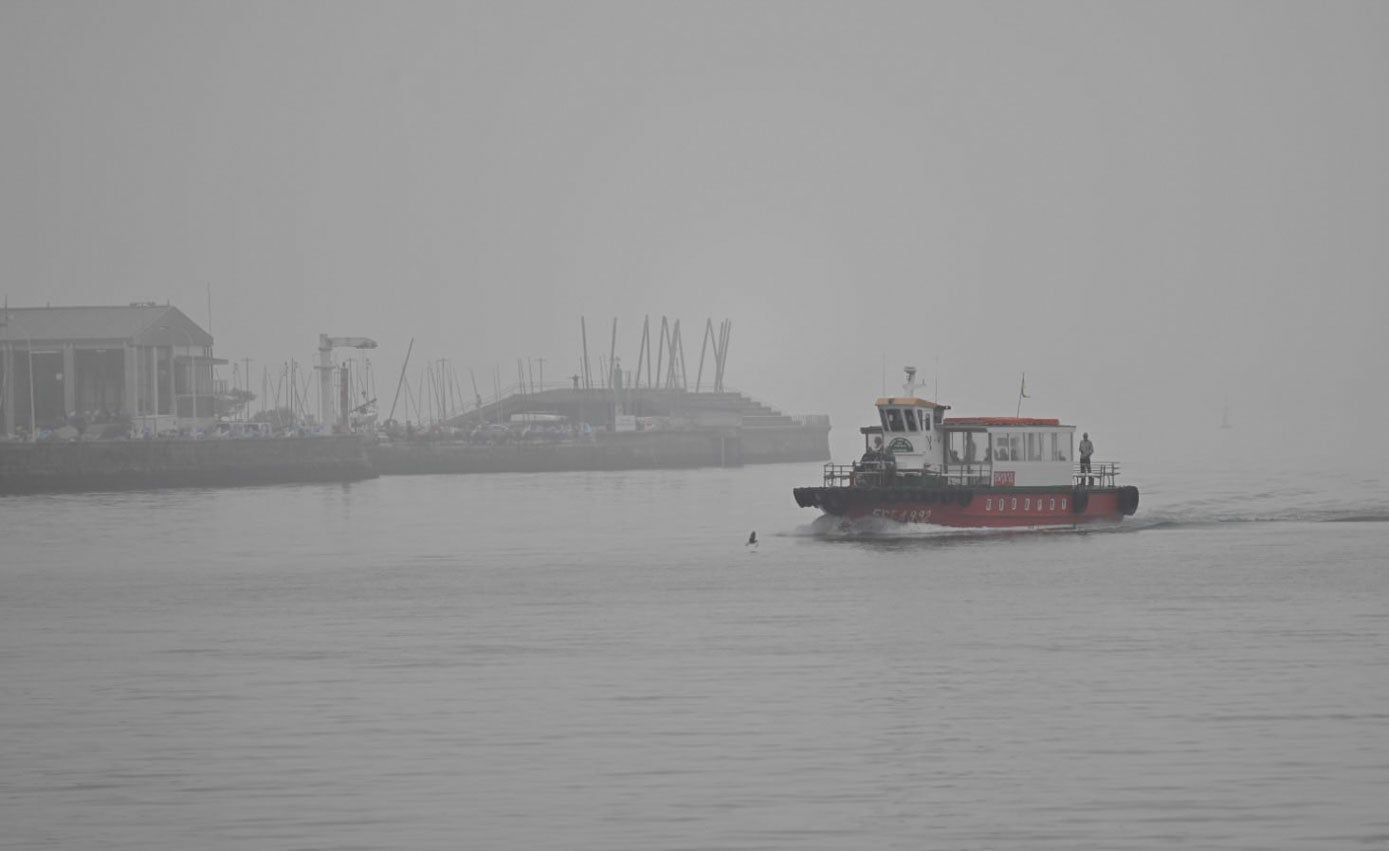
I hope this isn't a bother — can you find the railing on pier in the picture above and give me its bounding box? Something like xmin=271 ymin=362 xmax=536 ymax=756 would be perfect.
xmin=1074 ymin=461 xmax=1120 ymax=488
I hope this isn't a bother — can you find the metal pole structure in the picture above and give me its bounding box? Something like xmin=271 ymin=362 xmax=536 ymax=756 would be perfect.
xmin=655 ymin=317 xmax=669 ymax=389
xmin=634 ymin=316 xmax=650 ymax=390
xmin=580 ymin=316 xmax=591 ymax=390
xmin=695 ymin=318 xmax=713 ymax=392
xmin=28 ymin=336 xmax=35 ymax=439
xmin=715 ymin=319 xmax=731 ymax=392
xmin=388 ymin=338 xmax=414 ymax=424
xmin=671 ymin=319 xmax=686 ymax=390
xmin=608 ymin=317 xmax=617 ymax=390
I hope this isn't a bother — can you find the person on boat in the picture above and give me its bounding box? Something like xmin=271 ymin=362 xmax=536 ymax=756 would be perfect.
xmin=1079 ymin=432 xmax=1094 ymax=484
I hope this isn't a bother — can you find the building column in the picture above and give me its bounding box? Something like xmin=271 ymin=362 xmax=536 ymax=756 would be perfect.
xmin=63 ymin=344 xmax=77 ymax=419
xmin=168 ymin=345 xmax=178 ymax=420
xmin=2 ymin=345 xmax=14 ymax=435
xmin=122 ymin=341 xmax=138 ymax=413
xmin=148 ymin=346 xmax=159 ymax=420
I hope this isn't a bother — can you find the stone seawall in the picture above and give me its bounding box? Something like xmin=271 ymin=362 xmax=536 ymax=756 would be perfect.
xmin=0 ymin=436 xmax=376 ymax=495
xmin=371 ymin=429 xmax=742 ymax=475
xmin=371 ymin=423 xmax=830 ymax=476
xmin=739 ymin=423 xmax=831 ymax=464
xmin=369 ymin=427 xmax=750 ymax=474
xmin=0 ymin=423 xmax=830 ymax=493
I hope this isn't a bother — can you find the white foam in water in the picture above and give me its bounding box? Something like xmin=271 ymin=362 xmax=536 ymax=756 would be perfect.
xmin=793 ymin=511 xmax=1089 ymax=540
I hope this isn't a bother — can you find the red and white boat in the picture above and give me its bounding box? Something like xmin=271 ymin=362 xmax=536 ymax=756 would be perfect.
xmin=793 ymin=368 xmax=1139 ymax=527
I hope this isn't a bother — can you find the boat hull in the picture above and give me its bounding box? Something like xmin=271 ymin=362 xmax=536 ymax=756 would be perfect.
xmin=793 ymin=485 xmax=1138 ymax=528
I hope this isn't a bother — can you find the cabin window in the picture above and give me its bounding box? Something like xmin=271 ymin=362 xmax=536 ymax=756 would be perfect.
xmin=1053 ymin=433 xmax=1069 ymax=462
xmin=948 ymin=431 xmax=966 ymax=463
xmin=1028 ymin=433 xmax=1045 ymax=461
xmin=885 ymin=408 xmax=904 ymax=432
xmin=994 ymin=434 xmax=1010 ymax=461
xmin=905 ymin=408 xmax=918 ymax=431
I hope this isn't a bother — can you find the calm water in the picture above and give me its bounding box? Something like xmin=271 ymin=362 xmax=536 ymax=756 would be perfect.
xmin=3 ymin=460 xmax=1387 ymax=850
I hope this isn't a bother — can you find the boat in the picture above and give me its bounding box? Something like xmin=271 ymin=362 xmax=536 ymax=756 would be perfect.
xmin=792 ymin=367 xmax=1139 ymax=527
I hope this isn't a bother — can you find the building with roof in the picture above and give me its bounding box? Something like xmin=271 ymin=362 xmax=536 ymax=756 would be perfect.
xmin=0 ymin=304 xmax=216 ymax=437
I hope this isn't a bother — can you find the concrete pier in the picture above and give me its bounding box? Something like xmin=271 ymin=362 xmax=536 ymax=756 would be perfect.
xmin=0 ymin=436 xmax=376 ymax=495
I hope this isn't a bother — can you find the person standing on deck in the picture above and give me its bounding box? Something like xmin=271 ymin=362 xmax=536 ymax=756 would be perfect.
xmin=1078 ymin=432 xmax=1094 ymax=485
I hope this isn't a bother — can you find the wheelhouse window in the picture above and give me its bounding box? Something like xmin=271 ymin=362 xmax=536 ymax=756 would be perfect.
xmin=883 ymin=408 xmax=904 ymax=432
xmin=905 ymin=408 xmax=918 ymax=431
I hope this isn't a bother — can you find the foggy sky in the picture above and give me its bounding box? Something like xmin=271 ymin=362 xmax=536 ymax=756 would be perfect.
xmin=3 ymin=2 xmax=1385 ymax=467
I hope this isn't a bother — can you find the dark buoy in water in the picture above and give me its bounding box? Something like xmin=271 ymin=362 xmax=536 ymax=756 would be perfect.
xmin=746 ymin=531 xmax=758 ymax=546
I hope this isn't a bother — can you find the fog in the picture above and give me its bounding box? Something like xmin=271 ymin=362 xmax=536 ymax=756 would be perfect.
xmin=3 ymin=2 xmax=1385 ymax=468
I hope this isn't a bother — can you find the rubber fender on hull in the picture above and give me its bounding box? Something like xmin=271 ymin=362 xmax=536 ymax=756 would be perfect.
xmin=1072 ymin=487 xmax=1089 ymax=514
xmin=957 ymin=490 xmax=973 ymax=507
xmin=1119 ymin=485 xmax=1140 ymax=516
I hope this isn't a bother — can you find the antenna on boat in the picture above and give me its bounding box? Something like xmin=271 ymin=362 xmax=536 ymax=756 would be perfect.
xmin=1015 ymin=371 xmax=1029 ymax=417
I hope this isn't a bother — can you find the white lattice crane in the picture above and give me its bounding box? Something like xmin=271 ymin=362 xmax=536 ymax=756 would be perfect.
xmin=317 ymin=333 xmax=377 ymax=428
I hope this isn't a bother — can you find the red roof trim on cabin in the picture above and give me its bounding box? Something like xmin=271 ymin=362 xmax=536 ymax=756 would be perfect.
xmin=943 ymin=417 xmax=1062 ymax=427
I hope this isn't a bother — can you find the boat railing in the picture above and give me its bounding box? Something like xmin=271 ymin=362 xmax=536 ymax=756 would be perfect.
xmin=1074 ymin=461 xmax=1120 ymax=488
xmin=823 ymin=462 xmax=859 ymax=487
xmin=940 ymin=463 xmax=994 ymax=487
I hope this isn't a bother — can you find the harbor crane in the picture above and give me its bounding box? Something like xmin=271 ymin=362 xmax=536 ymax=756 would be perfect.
xmin=317 ymin=333 xmax=377 ymax=429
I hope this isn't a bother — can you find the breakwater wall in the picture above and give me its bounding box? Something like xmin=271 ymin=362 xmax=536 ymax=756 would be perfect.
xmin=0 ymin=436 xmax=376 ymax=495
xmin=0 ymin=422 xmax=830 ymax=494
xmin=371 ymin=429 xmax=743 ymax=474
xmin=372 ymin=422 xmax=830 ymax=475
xmin=740 ymin=423 xmax=831 ymax=464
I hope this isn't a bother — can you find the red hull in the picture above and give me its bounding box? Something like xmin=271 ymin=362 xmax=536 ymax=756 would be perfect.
xmin=793 ymin=486 xmax=1137 ymax=528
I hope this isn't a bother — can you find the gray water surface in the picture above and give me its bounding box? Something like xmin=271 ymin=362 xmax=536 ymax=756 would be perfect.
xmin=3 ymin=462 xmax=1388 ymax=849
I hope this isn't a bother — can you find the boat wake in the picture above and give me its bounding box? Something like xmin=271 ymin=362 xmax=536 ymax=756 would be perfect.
xmin=792 ymin=512 xmax=1095 ymax=541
